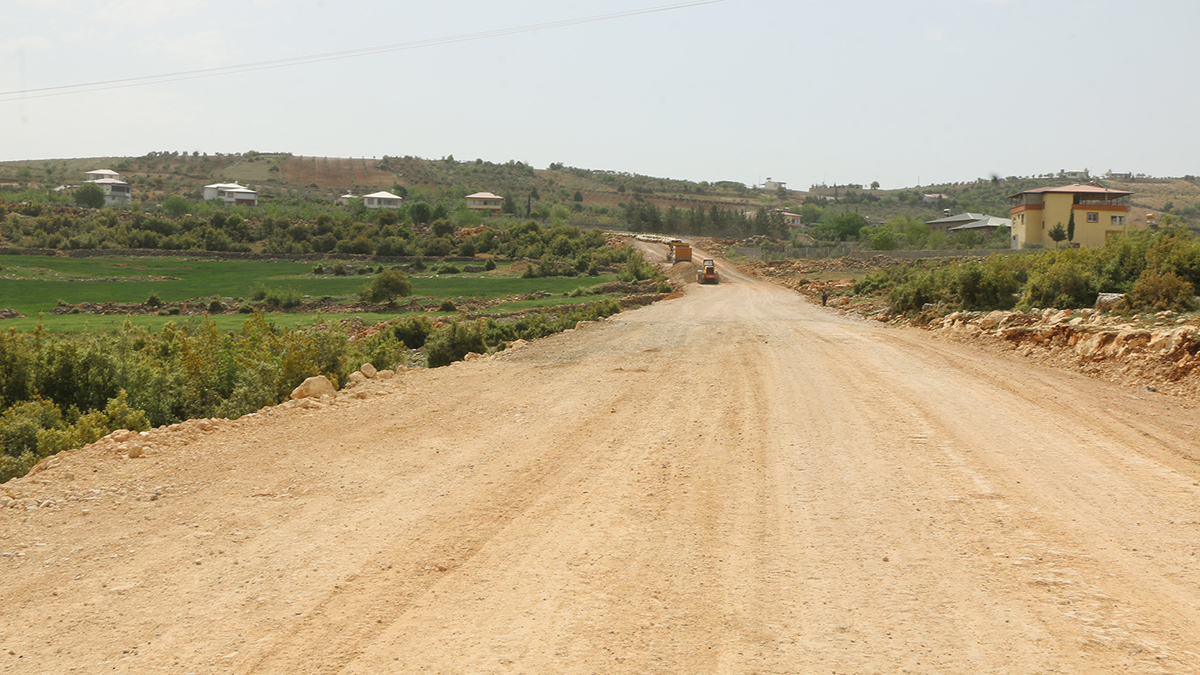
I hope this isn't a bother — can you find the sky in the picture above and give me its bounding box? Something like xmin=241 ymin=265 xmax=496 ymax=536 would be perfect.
xmin=1 ymin=0 xmax=1198 ymax=191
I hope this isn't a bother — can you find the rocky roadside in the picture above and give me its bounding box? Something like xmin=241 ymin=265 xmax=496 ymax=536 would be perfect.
xmin=739 ymin=258 xmax=1200 ymax=402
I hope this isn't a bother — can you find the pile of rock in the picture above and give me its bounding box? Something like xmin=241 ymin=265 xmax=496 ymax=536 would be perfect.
xmin=929 ymin=307 xmax=1200 ymax=393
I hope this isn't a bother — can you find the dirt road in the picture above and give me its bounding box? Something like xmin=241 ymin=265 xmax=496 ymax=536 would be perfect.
xmin=4 ymin=261 xmax=1200 ymax=673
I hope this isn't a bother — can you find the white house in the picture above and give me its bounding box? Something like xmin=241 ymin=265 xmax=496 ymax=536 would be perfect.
xmin=84 ymin=169 xmax=131 ymax=205
xmin=203 ymin=182 xmax=258 ymax=205
xmin=362 ymin=191 xmax=404 ymax=209
xmin=335 ymin=193 xmax=357 ymax=206
xmin=465 ymin=191 xmax=504 ymax=215
xmin=763 ymin=178 xmax=786 ymax=192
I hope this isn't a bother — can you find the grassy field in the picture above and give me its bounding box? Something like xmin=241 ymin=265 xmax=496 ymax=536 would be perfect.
xmin=0 ymin=254 xmax=619 ymax=333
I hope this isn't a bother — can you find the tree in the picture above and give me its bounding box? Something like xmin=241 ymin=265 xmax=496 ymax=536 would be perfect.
xmin=1066 ymin=209 xmax=1075 ymax=242
xmin=409 ymin=201 xmax=432 ymax=225
xmin=573 ymin=190 xmax=583 ymax=202
xmin=364 ymin=270 xmax=412 ymax=304
xmin=870 ymin=181 xmax=880 ymax=190
xmin=162 ymin=195 xmax=190 ymax=217
xmin=74 ymin=183 xmax=105 ymax=209
xmin=1049 ymin=222 xmax=1067 ymax=247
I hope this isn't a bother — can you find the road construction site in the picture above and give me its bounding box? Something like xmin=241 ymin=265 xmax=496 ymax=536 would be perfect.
xmin=2 ymin=242 xmax=1199 ymax=673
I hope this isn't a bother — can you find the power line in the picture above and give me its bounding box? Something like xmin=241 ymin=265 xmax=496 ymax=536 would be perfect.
xmin=0 ymin=0 xmax=727 ymax=102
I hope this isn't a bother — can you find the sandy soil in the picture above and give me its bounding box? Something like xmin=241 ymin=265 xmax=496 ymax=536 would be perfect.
xmin=3 ymin=250 xmax=1200 ymax=674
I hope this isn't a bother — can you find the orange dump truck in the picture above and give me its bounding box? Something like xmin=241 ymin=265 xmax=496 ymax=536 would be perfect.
xmin=697 ymin=258 xmax=719 ymax=284
xmin=667 ymin=240 xmax=692 ymax=263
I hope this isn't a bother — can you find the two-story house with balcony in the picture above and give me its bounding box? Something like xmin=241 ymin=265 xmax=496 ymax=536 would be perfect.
xmin=1009 ymin=184 xmax=1131 ymax=249
xmin=84 ymin=169 xmax=132 ymax=205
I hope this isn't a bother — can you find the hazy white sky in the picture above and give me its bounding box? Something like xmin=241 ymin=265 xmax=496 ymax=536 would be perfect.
xmin=2 ymin=0 xmax=1197 ymax=190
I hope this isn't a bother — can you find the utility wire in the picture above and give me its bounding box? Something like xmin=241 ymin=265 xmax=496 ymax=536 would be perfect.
xmin=0 ymin=0 xmax=727 ymax=102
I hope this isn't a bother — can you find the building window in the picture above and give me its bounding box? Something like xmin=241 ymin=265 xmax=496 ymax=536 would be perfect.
xmin=1111 ymin=215 xmax=1125 ymax=225
xmin=1087 ymin=212 xmax=1098 ymax=223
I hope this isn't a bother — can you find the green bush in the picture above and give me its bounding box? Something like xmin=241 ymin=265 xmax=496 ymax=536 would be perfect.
xmin=362 ymin=270 xmax=412 ymax=304
xmin=1121 ymin=269 xmax=1195 ymax=312
xmin=426 ymin=320 xmax=487 ymax=367
xmin=208 ymin=299 xmax=224 ymax=313
xmin=438 ymin=299 xmax=457 ymax=312
xmin=146 ymin=292 xmax=163 ymax=307
xmin=1020 ymin=258 xmax=1095 ymax=310
xmin=484 ymin=257 xmax=497 ymax=271
xmin=391 ymin=315 xmax=433 ymax=349
xmin=264 ymin=286 xmax=303 ymax=309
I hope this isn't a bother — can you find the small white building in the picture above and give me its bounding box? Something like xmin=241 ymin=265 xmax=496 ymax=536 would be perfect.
xmin=465 ymin=191 xmax=503 ymax=215
xmin=203 ymin=182 xmax=258 ymax=205
xmin=763 ymin=178 xmax=786 ymax=192
xmin=335 ymin=193 xmax=357 ymax=207
xmin=84 ymin=169 xmax=131 ymax=205
xmin=362 ymin=191 xmax=404 ymax=209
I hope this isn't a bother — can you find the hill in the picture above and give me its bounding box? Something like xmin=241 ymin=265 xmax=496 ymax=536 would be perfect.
xmin=2 ymin=153 xmax=1198 ymax=234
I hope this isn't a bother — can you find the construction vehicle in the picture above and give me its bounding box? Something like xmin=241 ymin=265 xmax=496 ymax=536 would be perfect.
xmin=697 ymin=258 xmax=719 ymax=284
xmin=666 ymin=240 xmax=692 ymax=263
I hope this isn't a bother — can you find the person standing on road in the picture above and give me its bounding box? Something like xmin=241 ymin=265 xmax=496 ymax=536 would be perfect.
xmin=821 ymin=289 xmax=829 ymax=307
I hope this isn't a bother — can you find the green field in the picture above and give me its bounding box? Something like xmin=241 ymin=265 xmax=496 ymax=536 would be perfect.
xmin=0 ymin=254 xmax=618 ymax=333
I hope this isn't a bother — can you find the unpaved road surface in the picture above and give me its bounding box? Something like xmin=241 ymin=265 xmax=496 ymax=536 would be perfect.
xmin=4 ymin=257 xmax=1200 ymax=674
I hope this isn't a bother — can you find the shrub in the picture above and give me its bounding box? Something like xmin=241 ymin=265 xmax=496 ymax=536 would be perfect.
xmin=1020 ymin=258 xmax=1095 ymax=309
xmin=208 ymin=299 xmax=224 ymax=313
xmin=162 ymin=195 xmax=190 ymax=217
xmin=1122 ymin=269 xmax=1195 ymax=312
xmin=146 ymin=292 xmax=163 ymax=307
xmin=426 ymin=321 xmax=487 ymax=367
xmin=484 ymin=257 xmax=497 ymax=271
xmin=312 ymin=264 xmax=324 ymax=275
xmin=391 ymin=315 xmax=433 ymax=349
xmin=362 ymin=270 xmax=413 ymax=304
xmin=332 ymin=263 xmax=348 ymax=276
xmin=238 ymin=303 xmax=254 ymax=314
xmin=439 ymin=264 xmax=461 ymax=274
xmin=250 ymin=283 xmax=268 ymax=300
xmin=264 ymin=286 xmax=303 ymax=309
xmin=438 ymin=299 xmax=457 ymax=312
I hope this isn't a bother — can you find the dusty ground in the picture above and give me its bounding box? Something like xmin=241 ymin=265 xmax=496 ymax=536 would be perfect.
xmin=3 ymin=249 xmax=1200 ymax=673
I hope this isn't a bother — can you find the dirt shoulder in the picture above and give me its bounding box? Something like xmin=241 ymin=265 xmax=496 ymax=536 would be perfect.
xmin=3 ymin=268 xmax=1200 ymax=673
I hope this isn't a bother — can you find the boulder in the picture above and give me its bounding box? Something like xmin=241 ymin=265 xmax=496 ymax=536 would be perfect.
xmin=290 ymin=375 xmax=337 ymax=400
xmin=375 ymin=369 xmax=395 ymax=380
xmin=978 ymin=310 xmax=1008 ymax=330
xmin=347 ymin=371 xmax=368 ymax=385
xmin=360 ymin=363 xmax=378 ymax=378
xmin=1095 ymin=293 xmax=1124 ymax=311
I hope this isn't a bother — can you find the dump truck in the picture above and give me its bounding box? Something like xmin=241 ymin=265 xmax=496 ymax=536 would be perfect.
xmin=667 ymin=240 xmax=692 ymax=263
xmin=697 ymin=258 xmax=719 ymax=284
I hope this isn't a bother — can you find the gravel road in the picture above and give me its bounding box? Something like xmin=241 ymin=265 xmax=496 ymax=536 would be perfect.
xmin=3 ymin=258 xmax=1200 ymax=673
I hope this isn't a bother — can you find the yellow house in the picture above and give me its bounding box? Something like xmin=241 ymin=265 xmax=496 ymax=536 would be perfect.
xmin=1009 ymin=184 xmax=1131 ymax=249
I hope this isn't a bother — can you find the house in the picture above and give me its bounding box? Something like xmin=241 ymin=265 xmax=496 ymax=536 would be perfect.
xmin=1061 ymin=169 xmax=1089 ymax=180
xmin=925 ymin=212 xmax=1007 ymax=234
xmin=465 ymin=191 xmax=504 ymax=215
xmin=203 ymin=182 xmax=258 ymax=205
xmin=773 ymin=209 xmax=804 ymax=227
xmin=1009 ymin=183 xmax=1132 ymax=249
xmin=335 ymin=193 xmax=357 ymax=207
xmin=922 ymin=193 xmax=950 ymax=203
xmin=362 ymin=191 xmax=403 ymax=209
xmin=763 ymin=178 xmax=786 ymax=192
xmin=946 ymin=215 xmax=1011 ymax=237
xmin=84 ymin=169 xmax=131 ymax=205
